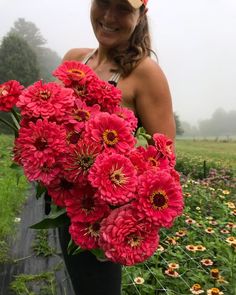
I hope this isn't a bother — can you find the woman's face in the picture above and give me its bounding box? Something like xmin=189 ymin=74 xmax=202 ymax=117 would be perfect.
xmin=90 ymin=0 xmax=141 ymax=49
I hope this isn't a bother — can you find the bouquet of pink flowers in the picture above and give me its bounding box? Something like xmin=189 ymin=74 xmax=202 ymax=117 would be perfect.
xmin=0 ymin=61 xmax=184 ymax=266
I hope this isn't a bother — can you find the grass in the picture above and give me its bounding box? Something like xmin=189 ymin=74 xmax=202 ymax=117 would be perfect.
xmin=0 ymin=134 xmax=28 ymax=261
xmin=176 ymin=139 xmax=236 ymax=172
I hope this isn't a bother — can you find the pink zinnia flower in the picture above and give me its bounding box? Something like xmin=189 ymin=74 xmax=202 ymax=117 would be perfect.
xmin=46 ymin=174 xmax=79 ymax=207
xmin=15 ymin=119 xmax=67 ymax=183
xmin=85 ymin=79 xmax=122 ymax=112
xmin=0 ymin=80 xmax=24 ymax=111
xmin=65 ymin=184 xmax=110 ymax=223
xmin=52 ymin=61 xmax=97 ymax=87
xmin=141 ymin=145 xmax=170 ymax=171
xmin=134 ymin=170 xmax=184 ymax=228
xmin=85 ymin=112 xmax=136 ymax=154
xmin=89 ymin=153 xmax=137 ymax=206
xmin=17 ymin=80 xmax=74 ymax=121
xmin=68 ymin=98 xmax=100 ymax=130
xmin=69 ymin=220 xmax=101 ymax=250
xmin=63 ymin=139 xmax=102 ymax=184
xmin=110 ymin=106 xmax=137 ymax=131
xmin=99 ymin=205 xmax=159 ymax=266
xmin=153 ymin=133 xmax=176 ymax=167
xmin=128 ymin=147 xmax=149 ymax=176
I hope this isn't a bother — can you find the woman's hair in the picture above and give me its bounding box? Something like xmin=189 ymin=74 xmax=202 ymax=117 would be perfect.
xmin=109 ymin=6 xmax=155 ymax=77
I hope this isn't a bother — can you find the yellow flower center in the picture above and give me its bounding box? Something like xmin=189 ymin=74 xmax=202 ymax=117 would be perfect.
xmin=127 ymin=235 xmax=142 ymax=247
xmin=148 ymin=157 xmax=158 ymax=167
xmin=192 ymin=283 xmax=202 ymax=291
xmin=110 ymin=168 xmax=127 ymax=186
xmin=88 ymin=222 xmax=100 ymax=238
xmin=39 ymin=90 xmax=51 ymax=100
xmin=74 ymin=109 xmax=90 ymax=122
xmin=103 ymin=129 xmax=118 ymax=146
xmin=68 ymin=68 xmax=85 ymax=78
xmin=150 ymin=190 xmax=168 ymax=210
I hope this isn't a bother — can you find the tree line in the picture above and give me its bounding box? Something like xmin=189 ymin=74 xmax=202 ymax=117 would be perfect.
xmin=0 ymin=18 xmax=61 ymax=133
xmin=180 ymin=108 xmax=236 ymax=137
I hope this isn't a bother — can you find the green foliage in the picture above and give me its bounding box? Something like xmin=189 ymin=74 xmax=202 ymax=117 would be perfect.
xmin=0 ymin=33 xmax=40 ymax=86
xmin=0 ymin=135 xmax=28 ymax=240
xmin=10 ymin=272 xmax=56 ymax=295
xmin=32 ymin=229 xmax=56 ymax=257
xmin=122 ymin=180 xmax=236 ymax=295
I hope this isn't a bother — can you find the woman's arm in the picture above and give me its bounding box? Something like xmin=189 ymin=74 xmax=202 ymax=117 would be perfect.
xmin=135 ymin=58 xmax=176 ymax=141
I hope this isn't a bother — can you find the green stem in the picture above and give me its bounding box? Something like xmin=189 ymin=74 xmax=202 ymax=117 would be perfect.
xmin=11 ymin=108 xmax=20 ymax=123
xmin=10 ymin=112 xmax=20 ymax=130
xmin=0 ymin=116 xmax=18 ymax=132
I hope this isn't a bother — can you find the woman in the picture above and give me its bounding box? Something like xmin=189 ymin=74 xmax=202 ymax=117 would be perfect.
xmin=58 ymin=0 xmax=176 ymax=294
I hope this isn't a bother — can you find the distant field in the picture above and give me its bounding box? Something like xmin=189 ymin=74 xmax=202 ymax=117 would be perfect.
xmin=176 ymin=139 xmax=236 ymax=171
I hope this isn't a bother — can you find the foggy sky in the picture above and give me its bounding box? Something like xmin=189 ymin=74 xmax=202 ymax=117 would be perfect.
xmin=1 ymin=0 xmax=236 ymax=125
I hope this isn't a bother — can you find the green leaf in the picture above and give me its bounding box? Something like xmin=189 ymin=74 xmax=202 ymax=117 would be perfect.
xmin=35 ymin=182 xmax=47 ymax=199
xmin=30 ymin=209 xmax=68 ymax=229
xmin=90 ymin=248 xmax=107 ymax=261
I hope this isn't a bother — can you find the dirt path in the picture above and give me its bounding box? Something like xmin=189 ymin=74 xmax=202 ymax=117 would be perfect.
xmin=0 ymin=189 xmax=75 ymax=295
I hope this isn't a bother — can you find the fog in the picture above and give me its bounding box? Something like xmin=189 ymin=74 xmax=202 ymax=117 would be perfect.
xmin=1 ymin=0 xmax=236 ymax=126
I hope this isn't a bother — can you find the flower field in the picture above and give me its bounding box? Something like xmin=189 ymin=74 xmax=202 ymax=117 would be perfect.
xmin=122 ymin=139 xmax=236 ymax=295
xmin=0 ymin=135 xmax=235 ymax=294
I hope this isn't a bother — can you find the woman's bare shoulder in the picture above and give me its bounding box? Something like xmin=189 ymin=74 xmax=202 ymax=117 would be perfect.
xmin=62 ymin=48 xmax=95 ymax=62
xmin=135 ymin=56 xmax=166 ymax=80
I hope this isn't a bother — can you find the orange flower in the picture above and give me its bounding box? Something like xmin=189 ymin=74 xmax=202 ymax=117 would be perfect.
xmin=185 ymin=218 xmax=196 ymax=225
xmin=195 ymin=245 xmax=206 ymax=251
xmin=201 ymin=258 xmax=214 ymax=266
xmin=134 ymin=277 xmax=145 ymax=284
xmin=205 ymin=227 xmax=215 ymax=234
xmin=186 ymin=245 xmax=196 ymax=252
xmin=157 ymin=244 xmax=165 ymax=252
xmin=165 ymin=237 xmax=178 ymax=245
xmin=220 ymin=229 xmax=230 ymax=234
xmin=226 ymin=236 xmax=236 ymax=245
xmin=175 ymin=229 xmax=187 ymax=237
xmin=226 ymin=222 xmax=236 ymax=229
xmin=207 ymin=287 xmax=224 ymax=295
xmin=164 ymin=268 xmax=179 ymax=277
xmin=190 ymin=283 xmax=204 ymax=294
xmin=168 ymin=263 xmax=179 ymax=269
xmin=210 ymin=268 xmax=220 ymax=279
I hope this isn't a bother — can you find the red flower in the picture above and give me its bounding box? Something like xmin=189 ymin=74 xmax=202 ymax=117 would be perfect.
xmin=15 ymin=119 xmax=67 ymax=183
xmin=52 ymin=61 xmax=97 ymax=87
xmin=63 ymin=139 xmax=102 ymax=184
xmin=65 ymin=184 xmax=110 ymax=223
xmin=68 ymin=98 xmax=100 ymax=130
xmin=128 ymin=147 xmax=149 ymax=176
xmin=134 ymin=170 xmax=184 ymax=228
xmin=141 ymin=145 xmax=170 ymax=170
xmin=46 ymin=174 xmax=79 ymax=207
xmin=153 ymin=133 xmax=176 ymax=167
xmin=69 ymin=220 xmax=101 ymax=250
xmin=112 ymin=106 xmax=138 ymax=132
xmin=85 ymin=112 xmax=136 ymax=154
xmin=89 ymin=153 xmax=137 ymax=206
xmin=0 ymin=80 xmax=24 ymax=111
xmin=99 ymin=205 xmax=159 ymax=265
xmin=85 ymin=80 xmax=122 ymax=112
xmin=17 ymin=80 xmax=74 ymax=121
